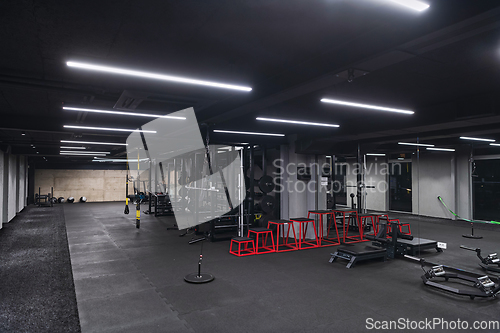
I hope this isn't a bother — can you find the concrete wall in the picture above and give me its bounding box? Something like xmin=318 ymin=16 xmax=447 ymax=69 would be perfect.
xmin=34 ymin=169 xmax=129 ymax=202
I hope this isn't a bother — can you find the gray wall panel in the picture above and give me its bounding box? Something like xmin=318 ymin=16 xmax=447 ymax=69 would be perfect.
xmin=8 ymin=155 xmax=18 ymax=222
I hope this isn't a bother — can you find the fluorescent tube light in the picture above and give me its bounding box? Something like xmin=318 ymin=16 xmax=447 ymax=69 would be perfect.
xmin=459 ymin=136 xmax=495 ymax=142
xmin=61 ymin=140 xmax=127 ymax=146
xmin=398 ymin=142 xmax=434 ymax=147
xmin=63 ymin=107 xmax=186 ymax=120
xmin=60 ymin=152 xmax=107 ymax=156
xmin=389 ymin=0 xmax=429 ymax=12
xmin=213 ymin=130 xmax=285 ymax=137
xmin=60 ymin=146 xmax=86 ymax=149
xmin=321 ymin=98 xmax=414 ymax=114
xmin=63 ymin=125 xmax=156 ymax=133
xmin=92 ymin=159 xmax=127 ymax=162
xmin=66 ymin=61 xmax=252 ymax=92
xmin=93 ymin=157 xmax=149 ymax=162
xmin=426 ymin=148 xmax=455 ymax=152
xmin=366 ymin=153 xmax=386 ymax=156
xmin=490 ymin=143 xmax=500 ymax=147
xmin=256 ymin=117 xmax=340 ymax=128
xmin=60 ymin=151 xmax=110 ymax=154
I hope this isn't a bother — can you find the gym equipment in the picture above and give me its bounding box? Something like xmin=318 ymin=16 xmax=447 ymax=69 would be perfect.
xmin=461 ymin=245 xmax=500 ymax=273
xmin=330 ymin=222 xmax=392 ymax=268
xmin=67 ymin=197 xmax=75 ymax=203
xmin=124 ymin=174 xmax=130 ymax=215
xmin=267 ymin=219 xmax=298 ymax=252
xmin=80 ymin=197 xmax=87 ymax=203
xmin=229 ymin=237 xmax=256 ymax=256
xmin=184 ymin=240 xmax=214 ymax=284
xmin=259 ymin=195 xmax=276 ymax=214
xmin=51 ymin=197 xmax=58 ymax=204
xmin=329 ymin=244 xmax=387 ymax=268
xmin=289 ymin=218 xmax=319 ymax=250
xmin=58 ymin=197 xmax=65 ymax=203
xmin=307 ymin=210 xmax=340 ymax=247
xmin=438 ymin=195 xmax=500 ymax=237
xmin=330 ymin=221 xmax=419 ymax=268
xmin=35 ymin=187 xmax=54 ymax=207
xmin=153 ymin=193 xmax=174 ymax=217
xmin=463 ymin=222 xmax=482 ymax=239
xmin=369 ymin=221 xmax=442 ymax=257
xmin=247 ymin=227 xmax=275 ymax=254
xmin=406 ymin=255 xmax=500 ymax=300
xmin=258 ymin=175 xmax=274 ymax=193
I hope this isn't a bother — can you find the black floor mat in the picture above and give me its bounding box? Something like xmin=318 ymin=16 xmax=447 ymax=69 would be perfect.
xmin=0 ymin=205 xmax=81 ymax=333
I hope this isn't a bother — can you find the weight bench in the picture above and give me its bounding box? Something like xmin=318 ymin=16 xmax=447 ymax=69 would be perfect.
xmin=329 ymin=244 xmax=387 ymax=268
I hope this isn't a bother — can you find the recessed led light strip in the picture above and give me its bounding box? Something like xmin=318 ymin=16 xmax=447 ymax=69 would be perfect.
xmin=490 ymin=143 xmax=500 ymax=147
xmin=60 ymin=152 xmax=107 ymax=156
xmin=460 ymin=136 xmax=495 ymax=142
xmin=388 ymin=0 xmax=430 ymax=12
xmin=67 ymin=61 xmax=252 ymax=92
xmin=366 ymin=153 xmax=386 ymax=156
xmin=92 ymin=158 xmax=149 ymax=162
xmin=398 ymin=142 xmax=434 ymax=147
xmin=63 ymin=107 xmax=186 ymax=120
xmin=321 ymin=98 xmax=414 ymax=114
xmin=61 ymin=140 xmax=128 ymax=146
xmin=61 ymin=151 xmax=110 ymax=154
xmin=60 ymin=146 xmax=86 ymax=149
xmin=256 ymin=117 xmax=340 ymax=128
xmin=213 ymin=130 xmax=285 ymax=137
xmin=63 ymin=125 xmax=156 ymax=133
xmin=427 ymin=147 xmax=455 ymax=152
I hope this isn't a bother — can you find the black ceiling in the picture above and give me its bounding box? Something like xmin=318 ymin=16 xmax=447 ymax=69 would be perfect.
xmin=1 ymin=0 xmax=500 ymax=163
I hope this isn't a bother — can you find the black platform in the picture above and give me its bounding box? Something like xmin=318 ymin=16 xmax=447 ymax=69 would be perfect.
xmin=396 ymin=237 xmax=442 ymax=255
xmin=329 ymin=244 xmax=387 ymax=268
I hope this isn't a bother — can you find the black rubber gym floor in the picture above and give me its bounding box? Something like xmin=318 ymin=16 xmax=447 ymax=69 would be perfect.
xmin=3 ymin=202 xmax=500 ymax=332
xmin=0 ymin=205 xmax=81 ymax=333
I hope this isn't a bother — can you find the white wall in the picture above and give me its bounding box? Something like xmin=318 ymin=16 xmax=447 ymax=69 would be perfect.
xmin=0 ymin=153 xmax=28 ymax=225
xmin=344 ymin=157 xmax=388 ymax=212
xmin=455 ymin=146 xmax=472 ymax=220
xmin=7 ymin=155 xmax=17 ymax=222
xmin=364 ymin=157 xmax=389 ymax=212
xmin=0 ymin=151 xmax=4 ymax=228
xmin=18 ymin=156 xmax=26 ymax=212
xmin=413 ymin=152 xmax=455 ymax=219
xmin=280 ymin=141 xmax=326 ymax=239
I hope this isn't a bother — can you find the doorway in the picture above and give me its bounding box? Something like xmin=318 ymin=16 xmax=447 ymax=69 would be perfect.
xmin=389 ymin=162 xmax=412 ymax=212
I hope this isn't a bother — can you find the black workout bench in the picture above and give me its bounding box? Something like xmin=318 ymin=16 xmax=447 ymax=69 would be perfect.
xmin=329 ymin=244 xmax=387 ymax=268
xmin=396 ymin=237 xmax=442 ymax=256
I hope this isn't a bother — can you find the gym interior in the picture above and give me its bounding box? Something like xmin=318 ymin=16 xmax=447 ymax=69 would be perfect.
xmin=2 ymin=1 xmax=500 ymax=332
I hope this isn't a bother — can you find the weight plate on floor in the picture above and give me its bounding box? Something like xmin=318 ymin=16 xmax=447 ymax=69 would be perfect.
xmin=258 ymin=175 xmax=275 ymax=193
xmin=260 ymin=195 xmax=276 ymax=214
